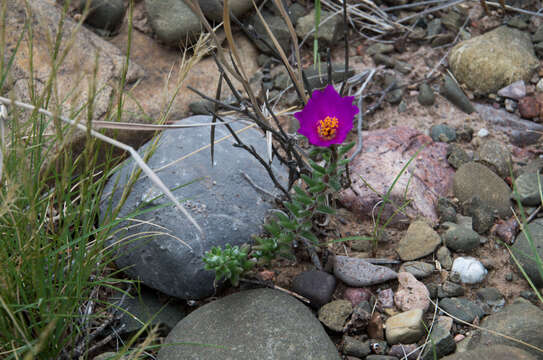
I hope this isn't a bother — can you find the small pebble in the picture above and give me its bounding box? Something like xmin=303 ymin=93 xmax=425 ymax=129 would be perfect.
xmin=504 ymin=98 xmax=517 ymax=112
xmin=497 ymin=80 xmax=526 ymax=100
xmin=344 ymin=287 xmax=372 ymax=307
xmin=451 ymin=257 xmax=487 ymax=284
xmin=378 ymin=288 xmax=395 ymax=308
xmin=536 ymin=78 xmax=543 ymax=92
xmin=454 ymin=334 xmax=465 ymax=342
xmin=477 ymin=128 xmax=489 ymax=137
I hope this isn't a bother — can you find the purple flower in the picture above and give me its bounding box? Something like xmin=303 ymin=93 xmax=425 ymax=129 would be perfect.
xmin=294 ymin=85 xmax=359 ymax=147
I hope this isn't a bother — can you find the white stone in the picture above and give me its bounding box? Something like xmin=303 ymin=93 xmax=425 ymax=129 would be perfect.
xmin=537 ymin=79 xmax=543 ymax=92
xmin=451 ymin=257 xmax=487 ymax=284
xmin=477 ymin=128 xmax=489 ymax=137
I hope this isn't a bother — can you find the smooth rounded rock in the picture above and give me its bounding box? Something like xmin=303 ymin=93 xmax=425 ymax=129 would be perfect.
xmin=418 ymin=83 xmax=436 ymax=106
xmin=159 ymin=289 xmax=341 ymax=359
xmin=421 ymin=317 xmax=456 ymax=360
xmin=442 ymin=223 xmax=480 ymax=252
xmin=292 ymin=270 xmax=337 ymax=309
xmin=396 ymin=220 xmax=441 ymax=261
xmin=145 ymin=0 xmax=202 ymax=47
xmin=342 ymin=336 xmax=371 ymax=358
xmin=511 ymin=218 xmax=543 ymax=287
xmin=334 ymin=256 xmax=398 ymax=287
xmin=453 ymin=162 xmax=512 ymax=218
xmin=437 ymin=246 xmax=453 ymax=270
xmin=437 ymin=281 xmax=464 ymax=298
xmin=451 ymin=257 xmax=487 ymax=284
xmin=385 ymin=309 xmax=425 ymax=345
xmin=72 ymin=0 xmax=125 ymax=32
xmin=100 ymin=116 xmax=288 ymax=299
xmin=343 ymin=287 xmax=372 ymax=307
xmin=449 ymin=26 xmax=539 ymax=95
xmin=465 ymin=299 xmax=543 ymax=359
xmin=430 ymin=124 xmax=456 ymax=143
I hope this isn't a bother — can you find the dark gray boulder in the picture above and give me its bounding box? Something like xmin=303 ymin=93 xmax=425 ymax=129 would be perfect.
xmin=100 ymin=116 xmax=288 ymax=299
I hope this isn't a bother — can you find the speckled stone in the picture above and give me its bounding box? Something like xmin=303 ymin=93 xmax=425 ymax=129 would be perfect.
xmin=334 ymin=256 xmax=398 ymax=287
xmin=318 ymin=300 xmax=353 ymax=332
xmin=394 ymin=272 xmax=430 ymax=312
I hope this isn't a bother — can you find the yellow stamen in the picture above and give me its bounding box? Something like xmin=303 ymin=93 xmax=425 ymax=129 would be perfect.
xmin=317 ymin=116 xmax=339 ymax=140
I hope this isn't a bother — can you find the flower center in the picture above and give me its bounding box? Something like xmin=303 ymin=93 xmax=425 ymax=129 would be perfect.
xmin=317 ymin=116 xmax=339 ymax=140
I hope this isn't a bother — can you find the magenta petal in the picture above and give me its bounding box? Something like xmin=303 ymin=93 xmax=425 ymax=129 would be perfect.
xmin=295 ymin=85 xmax=358 ymax=147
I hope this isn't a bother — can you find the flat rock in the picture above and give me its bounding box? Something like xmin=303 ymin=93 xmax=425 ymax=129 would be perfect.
xmin=449 ymin=26 xmax=539 ymax=95
xmin=292 ymin=270 xmax=337 ymax=308
xmin=396 ymin=220 xmax=441 ymax=261
xmin=158 ymin=289 xmax=341 ymax=360
xmin=442 ymin=345 xmax=536 ymax=360
xmin=100 ymin=116 xmax=288 ymax=299
xmin=440 ymin=297 xmax=485 ymax=323
xmin=394 ymin=272 xmax=430 ymax=312
xmin=334 ymin=256 xmax=398 ymax=287
xmin=438 ymin=281 xmax=464 ymax=298
xmin=510 ymin=218 xmax=543 ymax=287
xmin=466 ymin=299 xmax=543 ymax=359
xmin=343 ymin=287 xmax=372 ymax=307
xmin=339 ymin=127 xmax=454 ymax=227
xmin=399 ymin=261 xmax=435 ymax=279
xmin=342 ymin=336 xmax=371 ymax=358
xmin=453 ymin=162 xmax=512 ymax=218
xmin=385 ymin=309 xmax=425 ymax=345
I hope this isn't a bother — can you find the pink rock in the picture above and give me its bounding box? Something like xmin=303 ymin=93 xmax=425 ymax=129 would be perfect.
xmin=394 ymin=272 xmax=430 ymax=312
xmin=378 ymin=288 xmax=394 ymax=308
xmin=339 ymin=127 xmax=454 ymax=227
xmin=343 ymin=287 xmax=372 ymax=307
xmin=497 ymin=80 xmax=526 ymax=100
xmin=454 ymin=334 xmax=465 ymax=342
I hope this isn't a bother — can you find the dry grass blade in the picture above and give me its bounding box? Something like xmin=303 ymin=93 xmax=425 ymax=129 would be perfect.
xmin=0 ymin=104 xmax=5 ymax=182
xmin=222 ymin=0 xmax=269 ymax=118
xmin=271 ymin=0 xmax=305 ymax=97
xmin=250 ymin=0 xmax=308 ymax=104
xmin=0 ymin=96 xmax=204 ymax=240
xmin=89 ymin=119 xmax=240 ymax=130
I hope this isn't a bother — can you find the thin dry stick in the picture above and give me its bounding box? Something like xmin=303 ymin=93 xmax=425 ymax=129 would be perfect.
xmin=0 ymin=96 xmax=204 ymax=240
